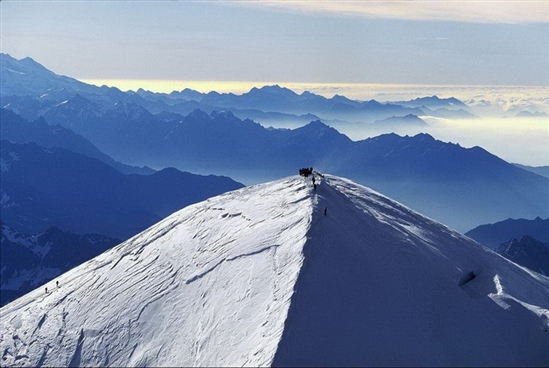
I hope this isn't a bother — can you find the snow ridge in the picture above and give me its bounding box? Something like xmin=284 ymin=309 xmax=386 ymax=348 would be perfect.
xmin=1 ymin=178 xmax=313 ymax=367
xmin=1 ymin=175 xmax=548 ymax=367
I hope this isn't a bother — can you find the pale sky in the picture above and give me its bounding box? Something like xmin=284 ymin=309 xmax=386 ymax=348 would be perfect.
xmin=1 ymin=0 xmax=548 ymax=89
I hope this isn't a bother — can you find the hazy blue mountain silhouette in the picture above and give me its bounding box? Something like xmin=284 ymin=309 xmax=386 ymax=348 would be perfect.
xmin=331 ymin=133 xmax=549 ymax=231
xmin=1 ymin=54 xmax=166 ymax=120
xmin=1 ymin=95 xmax=59 ymax=122
xmin=426 ymin=107 xmax=476 ymax=119
xmin=370 ymin=114 xmax=427 ymax=128
xmin=1 ymin=108 xmax=153 ymax=175
xmin=495 ymin=236 xmax=549 ymax=276
xmin=1 ymin=140 xmax=243 ymax=238
xmin=6 ymin=92 xmax=547 ymax=232
xmin=394 ymin=95 xmax=467 ymax=109
xmin=2 ymin=54 xmax=429 ymax=125
xmin=201 ymin=85 xmax=306 ymax=112
xmin=2 ymin=53 xmax=548 ymax=231
xmin=465 ymin=217 xmax=549 ymax=249
xmin=2 ymin=53 xmax=474 ymax=131
xmin=389 ymin=96 xmax=475 ymax=118
xmin=16 ymin=102 xmax=547 ymax=232
xmin=40 ymin=94 xmax=103 ymax=129
xmin=167 ymin=87 xmax=206 ymax=101
xmin=32 ymin=104 xmax=548 ymax=232
xmin=1 ymin=222 xmax=121 ymax=306
xmin=0 ymin=53 xmax=98 ymax=98
xmin=513 ymin=163 xmax=549 ymax=179
xmin=199 ymin=85 xmax=425 ymax=121
xmin=516 ymin=110 xmax=548 ymax=118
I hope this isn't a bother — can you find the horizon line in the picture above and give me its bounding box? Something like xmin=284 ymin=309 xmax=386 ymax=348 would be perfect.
xmin=80 ymin=79 xmax=549 ymax=100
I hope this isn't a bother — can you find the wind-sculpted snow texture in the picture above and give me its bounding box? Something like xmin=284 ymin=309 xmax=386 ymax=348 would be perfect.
xmin=0 ymin=179 xmax=313 ymax=367
xmin=1 ymin=176 xmax=549 ymax=367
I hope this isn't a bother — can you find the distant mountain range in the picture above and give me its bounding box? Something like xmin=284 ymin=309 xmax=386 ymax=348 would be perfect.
xmin=395 ymin=95 xmax=467 ymax=109
xmin=2 ymin=53 xmax=549 ymax=233
xmin=513 ymin=163 xmax=549 ymax=180
xmin=1 ymin=108 xmax=154 ymax=175
xmin=495 ymin=236 xmax=549 ymax=276
xmin=17 ymin=100 xmax=545 ymax=232
xmin=465 ymin=217 xmax=549 ymax=249
xmin=465 ymin=217 xmax=549 ymax=277
xmin=1 ymin=54 xmax=99 ymax=98
xmin=367 ymin=114 xmax=428 ymax=135
xmin=0 ymin=53 xmax=472 ymax=126
xmin=515 ymin=110 xmax=549 ymax=118
xmin=1 ymin=140 xmax=244 ymax=239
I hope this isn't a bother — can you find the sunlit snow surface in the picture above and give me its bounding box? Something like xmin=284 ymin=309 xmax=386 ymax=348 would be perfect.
xmin=1 ymin=176 xmax=548 ymax=367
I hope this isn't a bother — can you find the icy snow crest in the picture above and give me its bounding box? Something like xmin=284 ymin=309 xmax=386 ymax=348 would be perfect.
xmin=0 ymin=178 xmax=313 ymax=367
xmin=1 ymin=175 xmax=548 ymax=367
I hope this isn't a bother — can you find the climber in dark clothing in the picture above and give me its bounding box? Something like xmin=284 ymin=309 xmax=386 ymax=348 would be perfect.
xmin=324 ymin=207 xmax=327 ymax=216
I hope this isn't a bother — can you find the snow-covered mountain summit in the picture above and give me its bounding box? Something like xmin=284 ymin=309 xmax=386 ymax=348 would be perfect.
xmin=1 ymin=175 xmax=548 ymax=367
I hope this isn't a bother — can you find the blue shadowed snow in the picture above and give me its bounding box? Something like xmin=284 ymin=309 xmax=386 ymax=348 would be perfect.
xmin=274 ymin=176 xmax=549 ymax=366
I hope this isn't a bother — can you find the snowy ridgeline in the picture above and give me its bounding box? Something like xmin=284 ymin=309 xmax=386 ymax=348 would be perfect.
xmin=1 ymin=175 xmax=548 ymax=367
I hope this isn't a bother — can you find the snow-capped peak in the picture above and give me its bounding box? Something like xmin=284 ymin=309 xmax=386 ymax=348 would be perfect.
xmin=1 ymin=175 xmax=548 ymax=367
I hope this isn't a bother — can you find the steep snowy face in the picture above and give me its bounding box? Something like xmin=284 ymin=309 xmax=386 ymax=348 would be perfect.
xmin=1 ymin=175 xmax=549 ymax=367
xmin=0 ymin=178 xmax=313 ymax=367
xmin=275 ymin=176 xmax=549 ymax=366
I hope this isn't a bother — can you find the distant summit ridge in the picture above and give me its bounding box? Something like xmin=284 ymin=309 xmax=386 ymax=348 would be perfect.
xmin=1 ymin=175 xmax=548 ymax=367
xmin=2 ymin=53 xmax=548 ymax=231
xmin=495 ymin=236 xmax=549 ymax=276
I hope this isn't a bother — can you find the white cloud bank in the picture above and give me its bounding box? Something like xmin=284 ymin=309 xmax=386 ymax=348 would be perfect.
xmin=237 ymin=0 xmax=549 ymax=24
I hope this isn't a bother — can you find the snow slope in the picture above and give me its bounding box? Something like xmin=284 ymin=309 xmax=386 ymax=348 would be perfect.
xmin=1 ymin=175 xmax=548 ymax=367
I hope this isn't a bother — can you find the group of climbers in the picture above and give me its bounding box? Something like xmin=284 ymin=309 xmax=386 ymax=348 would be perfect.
xmin=299 ymin=167 xmax=327 ymax=215
xmin=299 ymin=167 xmax=314 ymax=177
xmin=45 ymin=280 xmax=60 ymax=294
